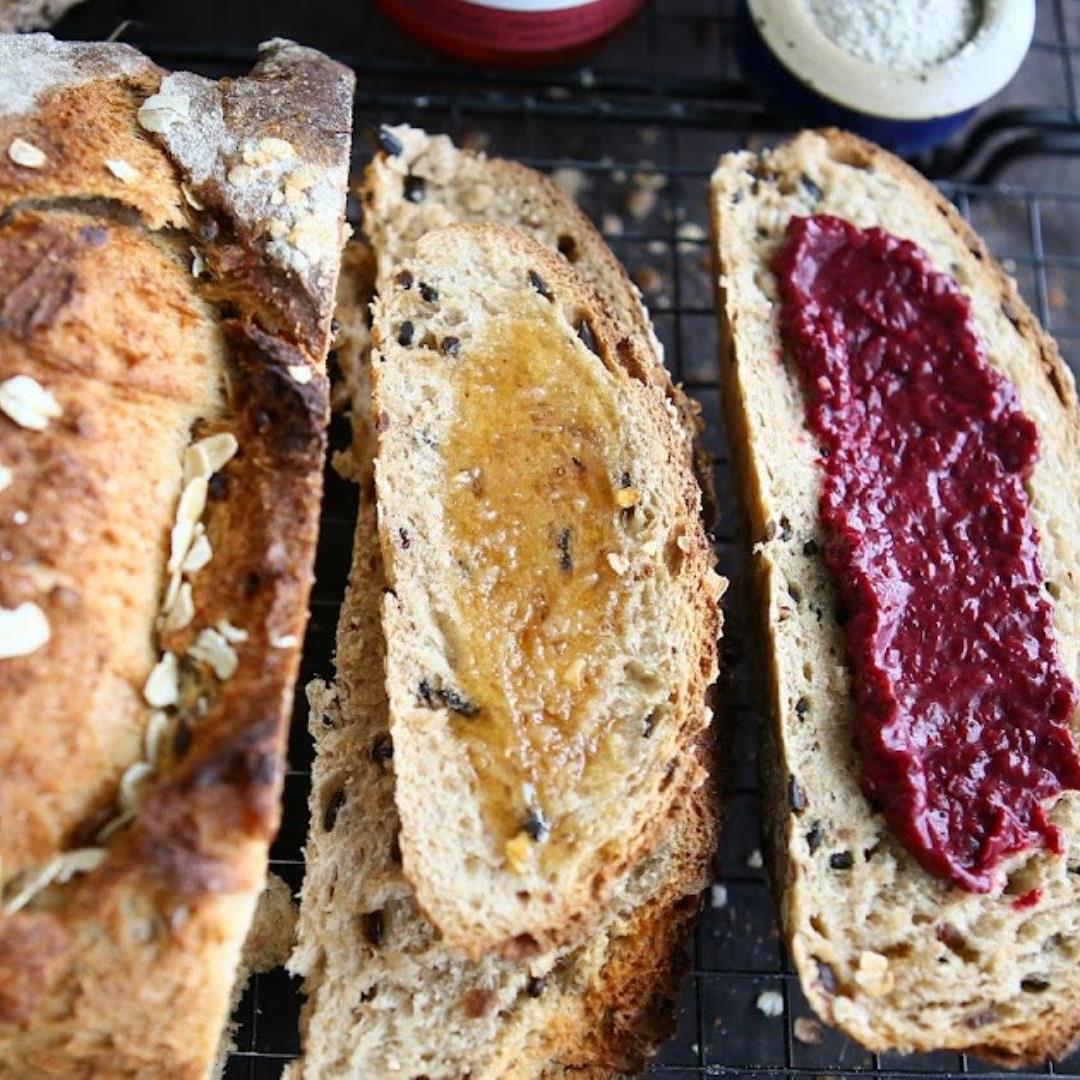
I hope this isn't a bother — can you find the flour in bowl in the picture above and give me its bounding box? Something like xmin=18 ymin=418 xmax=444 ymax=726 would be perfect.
xmin=805 ymin=0 xmax=980 ymax=70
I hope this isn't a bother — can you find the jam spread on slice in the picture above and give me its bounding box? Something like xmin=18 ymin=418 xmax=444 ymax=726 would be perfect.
xmin=774 ymin=214 xmax=1080 ymax=892
xmin=442 ymin=312 xmax=631 ymax=873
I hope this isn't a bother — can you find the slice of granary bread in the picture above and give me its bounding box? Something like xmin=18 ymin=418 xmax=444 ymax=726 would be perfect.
xmin=287 ymin=236 xmax=721 ymax=1078
xmin=369 ymin=222 xmax=721 ymax=957
xmin=711 ymin=128 xmax=1080 ymax=1065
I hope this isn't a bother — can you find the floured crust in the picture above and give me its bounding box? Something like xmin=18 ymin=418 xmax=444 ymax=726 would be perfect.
xmin=371 ymin=222 xmax=722 ymax=958
xmin=289 ymin=239 xmax=719 ymax=1079
xmin=711 ymin=128 xmax=1080 ymax=1065
xmin=0 ymin=35 xmax=351 ymax=1077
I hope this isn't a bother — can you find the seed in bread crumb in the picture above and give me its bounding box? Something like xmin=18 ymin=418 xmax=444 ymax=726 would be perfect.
xmin=403 ymin=174 xmax=425 ymax=203
xmin=505 ymin=832 xmax=532 ymax=874
xmin=528 ymin=270 xmax=553 ymax=301
xmin=756 ymin=989 xmax=784 ymax=1017
xmin=526 ymin=974 xmax=547 ymax=997
xmin=8 ymin=137 xmax=46 ymax=168
xmin=271 ymin=633 xmax=299 ymax=649
xmin=104 ymin=157 xmax=139 ymax=183
xmin=710 ymin=883 xmax=728 ymax=908
xmin=854 ymin=950 xmax=892 ymax=996
xmin=794 ymin=1016 xmax=825 ymax=1044
xmin=747 ymin=848 xmax=764 ymax=869
xmin=394 ymin=269 xmax=413 ymax=289
xmin=288 ymin=363 xmax=313 ymax=384
xmin=419 ymin=282 xmax=439 ymax=303
xmin=830 ymin=851 xmax=854 ymax=870
xmin=441 ymin=336 xmax=461 ymax=357
xmin=615 ymin=487 xmax=641 ymax=509
xmin=606 ymin=552 xmax=629 ymax=575
xmin=376 ymin=125 xmax=404 ymax=156
xmin=0 ymin=465 xmax=10 ymax=493
xmin=137 ymin=91 xmax=190 ymax=133
xmin=189 ymin=246 xmax=207 ymax=278
xmin=562 ymin=656 xmax=586 ymax=688
xmin=0 ymin=601 xmax=50 ymax=659
xmin=144 ymin=652 xmax=179 ymax=707
xmin=577 ymin=319 xmax=598 ymax=356
xmin=0 ymin=374 xmax=61 ymax=431
xmin=12 ymin=510 xmax=26 ymax=525
xmin=788 ymin=774 xmax=807 ymax=813
xmin=557 ymin=528 xmax=572 ymax=572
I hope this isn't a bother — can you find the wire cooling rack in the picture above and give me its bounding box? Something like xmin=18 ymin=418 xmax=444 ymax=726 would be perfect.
xmin=48 ymin=0 xmax=1080 ymax=1076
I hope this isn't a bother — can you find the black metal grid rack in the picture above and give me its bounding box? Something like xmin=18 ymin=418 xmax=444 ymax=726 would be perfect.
xmin=48 ymin=0 xmax=1080 ymax=1075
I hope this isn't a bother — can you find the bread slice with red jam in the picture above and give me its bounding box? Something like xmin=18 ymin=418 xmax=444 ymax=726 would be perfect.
xmin=711 ymin=129 xmax=1080 ymax=1065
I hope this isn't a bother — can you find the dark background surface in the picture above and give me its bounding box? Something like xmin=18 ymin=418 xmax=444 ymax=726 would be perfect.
xmin=43 ymin=1 xmax=1080 ymax=1075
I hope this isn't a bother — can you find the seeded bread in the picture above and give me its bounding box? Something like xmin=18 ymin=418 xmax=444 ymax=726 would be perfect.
xmin=711 ymin=129 xmax=1080 ymax=1064
xmin=287 ymin=240 xmax=719 ymax=1079
xmin=361 ymin=124 xmax=702 ymax=456
xmin=370 ymin=222 xmax=720 ymax=957
xmin=0 ymin=35 xmax=351 ymax=1076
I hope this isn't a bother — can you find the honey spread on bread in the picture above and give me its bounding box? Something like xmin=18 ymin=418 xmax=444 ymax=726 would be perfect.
xmin=442 ymin=310 xmax=633 ymax=871
xmin=774 ymin=213 xmax=1080 ymax=892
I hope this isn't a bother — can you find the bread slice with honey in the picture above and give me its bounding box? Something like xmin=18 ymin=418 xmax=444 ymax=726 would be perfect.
xmin=711 ymin=128 xmax=1080 ymax=1064
xmin=370 ymin=222 xmax=719 ymax=958
xmin=287 ymin=240 xmax=719 ymax=1079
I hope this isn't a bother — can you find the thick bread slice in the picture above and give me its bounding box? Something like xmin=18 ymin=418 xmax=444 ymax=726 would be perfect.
xmin=287 ymin=243 xmax=718 ymax=1078
xmin=371 ymin=222 xmax=720 ymax=957
xmin=361 ymin=124 xmax=702 ymax=449
xmin=711 ymin=129 xmax=1080 ymax=1064
xmin=0 ymin=35 xmax=351 ymax=1077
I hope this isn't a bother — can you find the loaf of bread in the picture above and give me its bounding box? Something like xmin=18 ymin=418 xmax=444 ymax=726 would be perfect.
xmin=0 ymin=34 xmax=351 ymax=1076
xmin=711 ymin=129 xmax=1080 ymax=1064
xmin=288 ymin=128 xmax=722 ymax=1076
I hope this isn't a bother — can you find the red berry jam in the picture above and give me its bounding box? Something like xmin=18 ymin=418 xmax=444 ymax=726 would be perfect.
xmin=774 ymin=214 xmax=1080 ymax=892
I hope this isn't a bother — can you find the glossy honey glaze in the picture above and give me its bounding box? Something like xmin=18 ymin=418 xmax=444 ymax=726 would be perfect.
xmin=442 ymin=311 xmax=631 ymax=874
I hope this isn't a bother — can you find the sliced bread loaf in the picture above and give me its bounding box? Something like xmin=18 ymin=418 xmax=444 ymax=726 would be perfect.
xmin=711 ymin=128 xmax=1080 ymax=1063
xmin=370 ymin=222 xmax=720 ymax=957
xmin=287 ymin=240 xmax=719 ymax=1078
